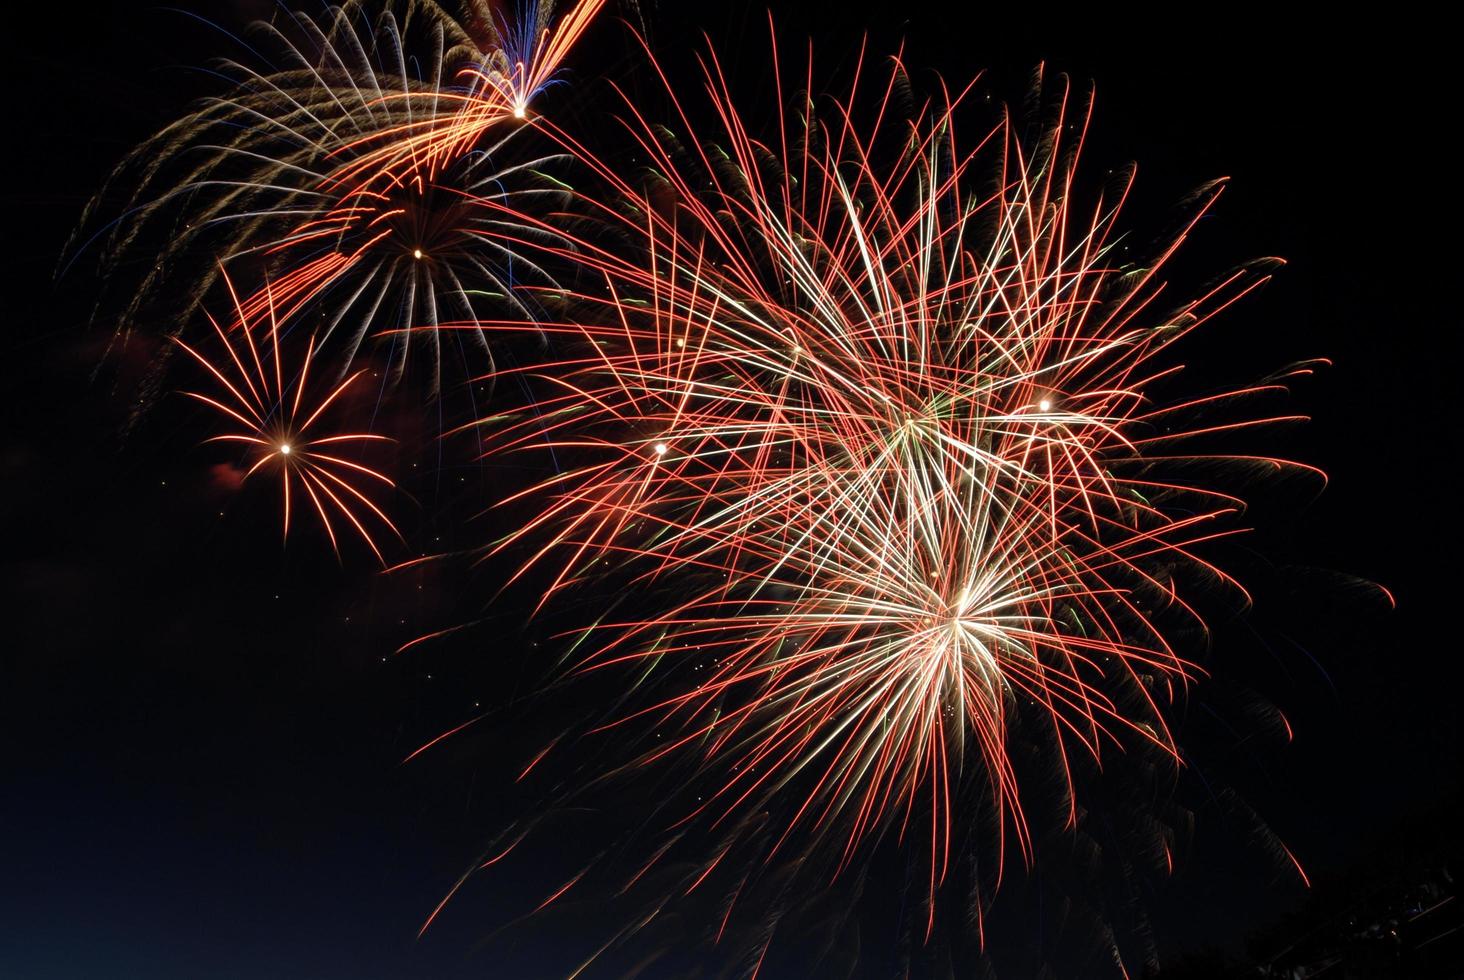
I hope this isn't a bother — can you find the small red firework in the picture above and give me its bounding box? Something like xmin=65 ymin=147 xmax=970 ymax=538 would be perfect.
xmin=175 ymin=273 xmax=402 ymax=563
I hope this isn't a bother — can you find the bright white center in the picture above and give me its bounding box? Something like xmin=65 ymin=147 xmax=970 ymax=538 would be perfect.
xmin=279 ymin=443 xmax=292 ymax=455
xmin=1038 ymin=399 xmax=1052 ymax=412
xmin=412 ymin=248 xmax=423 ymax=260
xmin=653 ymin=442 xmax=668 ymax=456
xmin=513 ymin=105 xmax=527 ymax=120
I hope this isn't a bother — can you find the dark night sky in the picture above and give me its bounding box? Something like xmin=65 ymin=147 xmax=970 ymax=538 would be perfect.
xmin=1 ymin=3 xmax=1457 ymax=978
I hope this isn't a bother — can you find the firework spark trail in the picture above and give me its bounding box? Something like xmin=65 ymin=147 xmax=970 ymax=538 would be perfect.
xmin=175 ymin=271 xmax=402 ymax=562
xmin=434 ymin=25 xmax=1324 ymax=934
xmin=324 ymin=0 xmax=607 ymax=188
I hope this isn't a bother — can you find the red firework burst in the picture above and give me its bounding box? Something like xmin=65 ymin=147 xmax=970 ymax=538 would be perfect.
xmin=175 ymin=272 xmax=402 ymax=563
xmin=444 ymin=25 xmax=1324 ymax=931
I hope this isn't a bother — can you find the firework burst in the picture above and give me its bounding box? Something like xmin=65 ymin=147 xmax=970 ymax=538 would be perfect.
xmin=456 ymin=27 xmax=1324 ymax=937
xmin=176 ymin=271 xmax=402 ymax=563
xmin=234 ymin=142 xmax=570 ymax=395
xmin=327 ymin=0 xmax=607 ymax=186
xmin=70 ymin=0 xmax=600 ymax=392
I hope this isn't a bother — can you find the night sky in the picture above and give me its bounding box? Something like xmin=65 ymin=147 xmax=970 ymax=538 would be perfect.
xmin=2 ymin=3 xmax=1457 ymax=978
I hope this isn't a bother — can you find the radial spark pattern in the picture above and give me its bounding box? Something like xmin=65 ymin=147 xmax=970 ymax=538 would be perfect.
xmin=457 ymin=33 xmax=1324 ymax=928
xmin=176 ymin=273 xmax=402 ymax=562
